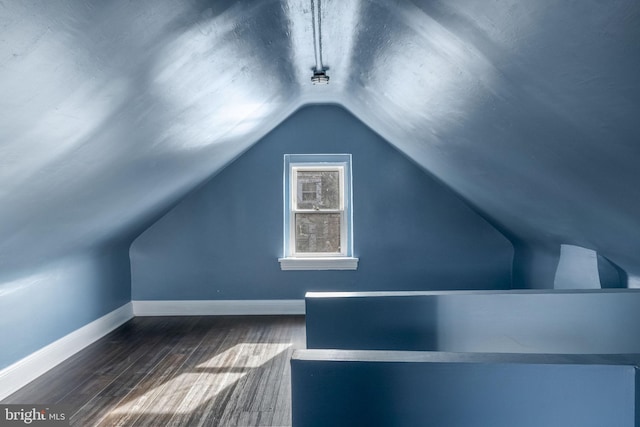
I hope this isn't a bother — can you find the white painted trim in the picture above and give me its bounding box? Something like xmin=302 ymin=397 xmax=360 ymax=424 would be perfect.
xmin=279 ymin=257 xmax=359 ymax=270
xmin=132 ymin=299 xmax=306 ymax=316
xmin=0 ymin=302 xmax=134 ymax=401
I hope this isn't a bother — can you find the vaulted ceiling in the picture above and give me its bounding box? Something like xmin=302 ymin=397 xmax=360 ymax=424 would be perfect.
xmin=1 ymin=0 xmax=639 ymax=280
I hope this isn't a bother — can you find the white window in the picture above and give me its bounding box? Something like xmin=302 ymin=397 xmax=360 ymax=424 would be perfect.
xmin=279 ymin=154 xmax=358 ymax=270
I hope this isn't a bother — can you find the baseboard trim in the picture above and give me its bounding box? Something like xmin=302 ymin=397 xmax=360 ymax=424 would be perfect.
xmin=0 ymin=302 xmax=134 ymax=401
xmin=0 ymin=300 xmax=303 ymax=399
xmin=132 ymin=299 xmax=305 ymax=316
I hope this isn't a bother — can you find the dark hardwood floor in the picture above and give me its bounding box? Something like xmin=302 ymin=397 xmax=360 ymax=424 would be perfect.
xmin=2 ymin=316 xmax=306 ymax=426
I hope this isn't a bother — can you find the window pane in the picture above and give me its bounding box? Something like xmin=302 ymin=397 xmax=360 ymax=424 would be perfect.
xmin=295 ymin=213 xmax=341 ymax=253
xmin=296 ymin=171 xmax=340 ymax=210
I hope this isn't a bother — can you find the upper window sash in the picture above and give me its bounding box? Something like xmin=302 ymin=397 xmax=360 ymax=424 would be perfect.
xmin=291 ymin=166 xmax=345 ymax=212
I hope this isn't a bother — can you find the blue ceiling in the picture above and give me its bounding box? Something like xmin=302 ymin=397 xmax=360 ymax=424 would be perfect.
xmin=1 ymin=0 xmax=639 ymax=280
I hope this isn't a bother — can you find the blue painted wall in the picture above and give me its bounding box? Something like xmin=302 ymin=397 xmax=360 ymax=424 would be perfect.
xmin=512 ymin=242 xmax=628 ymax=289
xmin=131 ymin=105 xmax=513 ymax=300
xmin=0 ymin=245 xmax=131 ymax=370
xmin=305 ymin=289 xmax=640 ymax=354
xmin=511 ymin=243 xmax=560 ymax=289
xmin=291 ymin=350 xmax=638 ymax=427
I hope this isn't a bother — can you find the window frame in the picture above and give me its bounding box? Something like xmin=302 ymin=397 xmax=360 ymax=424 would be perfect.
xmin=279 ymin=154 xmax=358 ymax=271
xmin=291 ymin=165 xmax=345 ymax=257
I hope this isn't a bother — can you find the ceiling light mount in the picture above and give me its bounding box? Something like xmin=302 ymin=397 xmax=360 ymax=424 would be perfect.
xmin=311 ymin=70 xmax=330 ymax=85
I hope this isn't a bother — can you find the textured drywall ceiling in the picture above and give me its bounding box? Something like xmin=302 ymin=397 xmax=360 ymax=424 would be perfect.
xmin=0 ymin=0 xmax=639 ymax=280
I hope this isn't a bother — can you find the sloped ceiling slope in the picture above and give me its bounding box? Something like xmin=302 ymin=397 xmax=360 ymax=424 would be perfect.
xmin=1 ymin=0 xmax=639 ymax=279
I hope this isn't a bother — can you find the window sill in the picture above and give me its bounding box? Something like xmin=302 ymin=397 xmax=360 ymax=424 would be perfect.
xmin=278 ymin=257 xmax=359 ymax=271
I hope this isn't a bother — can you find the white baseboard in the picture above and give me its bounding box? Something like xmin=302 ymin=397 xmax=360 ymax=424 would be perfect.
xmin=0 ymin=300 xmax=302 ymax=400
xmin=132 ymin=299 xmax=305 ymax=316
xmin=0 ymin=302 xmax=134 ymax=401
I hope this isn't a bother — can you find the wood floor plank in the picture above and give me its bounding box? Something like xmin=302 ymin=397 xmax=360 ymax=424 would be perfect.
xmin=2 ymin=315 xmax=305 ymax=427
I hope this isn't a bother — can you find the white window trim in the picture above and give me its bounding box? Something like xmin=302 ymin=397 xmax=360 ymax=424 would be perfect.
xmin=280 ymin=154 xmax=358 ymax=271
xmin=278 ymin=256 xmax=359 ymax=270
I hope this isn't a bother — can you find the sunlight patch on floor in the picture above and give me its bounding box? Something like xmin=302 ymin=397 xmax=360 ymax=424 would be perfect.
xmin=105 ymin=342 xmax=292 ymax=418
